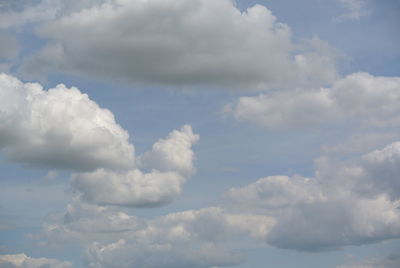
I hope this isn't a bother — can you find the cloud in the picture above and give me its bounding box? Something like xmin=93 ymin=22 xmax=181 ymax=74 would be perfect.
xmin=227 ymin=72 xmax=400 ymax=129
xmin=224 ymin=141 xmax=400 ymax=251
xmin=137 ymin=125 xmax=200 ymax=177
xmin=42 ymin=202 xmax=272 ymax=268
xmin=0 ymin=73 xmax=134 ymax=171
xmin=0 ymin=253 xmax=72 ymax=268
xmin=0 ymin=32 xmax=18 ymax=60
xmin=336 ymin=0 xmax=368 ymax=21
xmin=0 ymin=0 xmax=61 ymax=29
xmin=40 ymin=197 xmax=146 ymax=244
xmin=0 ymin=73 xmax=199 ymax=207
xmin=71 ymin=125 xmax=199 ymax=207
xmin=21 ymin=0 xmax=336 ymax=89
xmin=71 ymin=168 xmax=185 ymax=207
xmin=39 ymin=138 xmax=400 ymax=261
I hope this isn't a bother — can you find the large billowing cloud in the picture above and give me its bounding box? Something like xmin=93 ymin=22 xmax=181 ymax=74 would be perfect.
xmin=227 ymin=72 xmax=400 ymax=129
xmin=0 ymin=73 xmax=134 ymax=171
xmin=21 ymin=0 xmax=336 ymax=89
xmin=0 ymin=253 xmax=72 ymax=268
xmin=225 ymin=141 xmax=400 ymax=251
xmin=0 ymin=73 xmax=199 ymax=207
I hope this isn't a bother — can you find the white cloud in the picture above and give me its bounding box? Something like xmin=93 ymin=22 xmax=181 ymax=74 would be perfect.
xmin=227 ymin=72 xmax=400 ymax=129
xmin=0 ymin=253 xmax=72 ymax=268
xmin=41 ymin=198 xmax=146 ymax=245
xmin=137 ymin=125 xmax=200 ymax=177
xmin=0 ymin=73 xmax=199 ymax=207
xmin=361 ymin=142 xmax=400 ymax=200
xmin=0 ymin=73 xmax=134 ymax=171
xmin=71 ymin=125 xmax=199 ymax=207
xmin=223 ymin=141 xmax=400 ymax=251
xmin=40 ymin=139 xmax=400 ymax=259
xmin=71 ymin=168 xmax=185 ymax=207
xmin=44 ymin=203 xmax=272 ymax=268
xmin=21 ymin=0 xmax=336 ymax=89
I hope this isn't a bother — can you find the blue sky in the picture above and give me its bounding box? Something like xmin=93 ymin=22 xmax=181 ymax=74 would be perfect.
xmin=0 ymin=0 xmax=400 ymax=267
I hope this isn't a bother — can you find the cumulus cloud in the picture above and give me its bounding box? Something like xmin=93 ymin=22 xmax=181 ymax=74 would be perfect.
xmin=224 ymin=141 xmax=400 ymax=251
xmin=227 ymin=72 xmax=400 ymax=129
xmin=0 ymin=73 xmax=199 ymax=207
xmin=41 ymin=198 xmax=146 ymax=244
xmin=39 ymin=138 xmax=400 ymax=261
xmin=70 ymin=125 xmax=199 ymax=207
xmin=0 ymin=253 xmax=72 ymax=268
xmin=137 ymin=125 xmax=200 ymax=177
xmin=71 ymin=168 xmax=185 ymax=207
xmin=42 ymin=201 xmax=273 ymax=268
xmin=0 ymin=73 xmax=134 ymax=171
xmin=20 ymin=0 xmax=336 ymax=89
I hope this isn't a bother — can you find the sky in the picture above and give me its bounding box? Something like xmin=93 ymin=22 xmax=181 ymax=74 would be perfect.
xmin=0 ymin=0 xmax=400 ymax=267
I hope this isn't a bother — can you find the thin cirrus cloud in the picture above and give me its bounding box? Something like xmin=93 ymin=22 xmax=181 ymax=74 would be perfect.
xmin=20 ymin=0 xmax=336 ymax=89
xmin=227 ymin=72 xmax=400 ymax=129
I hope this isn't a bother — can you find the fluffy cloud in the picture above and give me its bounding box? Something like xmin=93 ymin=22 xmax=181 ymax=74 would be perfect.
xmin=227 ymin=72 xmax=400 ymax=129
xmin=0 ymin=73 xmax=134 ymax=171
xmin=21 ymin=0 xmax=336 ymax=89
xmin=70 ymin=125 xmax=199 ymax=207
xmin=71 ymin=168 xmax=185 ymax=207
xmin=41 ymin=198 xmax=146 ymax=244
xmin=0 ymin=253 xmax=72 ymax=268
xmin=43 ymin=202 xmax=273 ymax=268
xmin=0 ymin=73 xmax=199 ymax=207
xmin=137 ymin=125 xmax=200 ymax=177
xmin=224 ymin=141 xmax=400 ymax=251
xmin=40 ymin=139 xmax=400 ymax=261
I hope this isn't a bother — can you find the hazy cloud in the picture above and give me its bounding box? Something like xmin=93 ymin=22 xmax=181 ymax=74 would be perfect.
xmin=0 ymin=253 xmax=72 ymax=268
